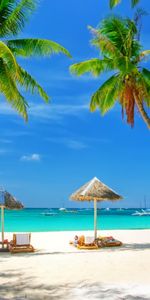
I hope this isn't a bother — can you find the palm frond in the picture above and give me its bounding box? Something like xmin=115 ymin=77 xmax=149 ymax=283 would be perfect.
xmin=0 ymin=41 xmax=18 ymax=77
xmin=141 ymin=68 xmax=150 ymax=85
xmin=116 ymin=56 xmax=138 ymax=73
xmin=109 ymin=0 xmax=121 ymax=8
xmin=0 ymin=58 xmax=28 ymax=119
xmin=90 ymin=17 xmax=132 ymax=58
xmin=0 ymin=58 xmax=17 ymax=100
xmin=110 ymin=0 xmax=140 ymax=8
xmin=100 ymin=17 xmax=138 ymax=57
xmin=89 ymin=17 xmax=140 ymax=63
xmin=0 ymin=0 xmax=37 ymax=37
xmin=0 ymin=1 xmax=71 ymax=120
xmin=137 ymin=70 xmax=150 ymax=107
xmin=7 ymin=38 xmax=71 ymax=58
xmin=70 ymin=58 xmax=114 ymax=76
xmin=90 ymin=29 xmax=122 ymax=59
xmin=131 ymin=0 xmax=140 ymax=7
xmin=90 ymin=75 xmax=120 ymax=114
xmin=8 ymin=92 xmax=28 ymax=120
xmin=17 ymin=65 xmax=49 ymax=102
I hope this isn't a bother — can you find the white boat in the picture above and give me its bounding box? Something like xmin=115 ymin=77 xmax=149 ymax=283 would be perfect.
xmin=132 ymin=210 xmax=142 ymax=216
xmin=132 ymin=209 xmax=150 ymax=216
xmin=140 ymin=209 xmax=150 ymax=216
xmin=59 ymin=207 xmax=67 ymax=211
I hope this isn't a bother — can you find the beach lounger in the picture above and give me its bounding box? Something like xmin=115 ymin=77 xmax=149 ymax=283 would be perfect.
xmin=77 ymin=236 xmax=98 ymax=250
xmin=9 ymin=233 xmax=34 ymax=253
xmin=97 ymin=236 xmax=122 ymax=247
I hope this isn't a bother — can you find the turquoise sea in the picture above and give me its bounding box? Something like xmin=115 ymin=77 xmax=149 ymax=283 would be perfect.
xmin=1 ymin=208 xmax=150 ymax=232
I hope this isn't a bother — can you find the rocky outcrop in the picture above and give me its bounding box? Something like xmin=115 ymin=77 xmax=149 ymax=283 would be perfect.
xmin=4 ymin=191 xmax=24 ymax=209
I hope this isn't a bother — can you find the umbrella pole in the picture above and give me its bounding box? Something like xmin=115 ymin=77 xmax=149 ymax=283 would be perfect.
xmin=94 ymin=199 xmax=97 ymax=240
xmin=1 ymin=206 xmax=4 ymax=248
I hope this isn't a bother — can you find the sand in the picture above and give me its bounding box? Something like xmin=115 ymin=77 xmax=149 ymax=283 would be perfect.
xmin=0 ymin=229 xmax=150 ymax=299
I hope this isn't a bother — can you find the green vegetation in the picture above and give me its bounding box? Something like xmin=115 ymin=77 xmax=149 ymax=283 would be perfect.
xmin=0 ymin=0 xmax=71 ymax=120
xmin=70 ymin=15 xmax=150 ymax=129
xmin=109 ymin=0 xmax=140 ymax=9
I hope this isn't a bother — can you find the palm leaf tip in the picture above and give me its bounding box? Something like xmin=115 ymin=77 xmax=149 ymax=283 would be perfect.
xmin=70 ymin=63 xmax=80 ymax=75
xmin=23 ymin=111 xmax=28 ymax=122
xmin=44 ymin=40 xmax=71 ymax=58
xmin=7 ymin=39 xmax=72 ymax=58
xmin=70 ymin=59 xmax=104 ymax=77
xmin=110 ymin=0 xmax=140 ymax=8
xmin=17 ymin=65 xmax=50 ymax=103
xmin=131 ymin=0 xmax=140 ymax=7
xmin=109 ymin=0 xmax=121 ymax=8
xmin=90 ymin=99 xmax=97 ymax=112
xmin=69 ymin=62 xmax=88 ymax=76
xmin=12 ymin=96 xmax=29 ymax=121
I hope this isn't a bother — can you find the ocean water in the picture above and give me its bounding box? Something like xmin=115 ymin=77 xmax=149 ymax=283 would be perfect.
xmin=1 ymin=208 xmax=150 ymax=232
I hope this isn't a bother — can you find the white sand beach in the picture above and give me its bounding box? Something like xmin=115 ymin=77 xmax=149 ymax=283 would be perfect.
xmin=1 ymin=229 xmax=150 ymax=299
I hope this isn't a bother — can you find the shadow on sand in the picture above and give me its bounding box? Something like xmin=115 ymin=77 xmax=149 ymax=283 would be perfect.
xmin=0 ymin=243 xmax=150 ymax=299
xmin=0 ymin=278 xmax=149 ymax=300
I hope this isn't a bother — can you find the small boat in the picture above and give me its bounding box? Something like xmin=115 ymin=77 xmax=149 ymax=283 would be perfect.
xmin=132 ymin=210 xmax=142 ymax=216
xmin=59 ymin=207 xmax=67 ymax=211
xmin=132 ymin=209 xmax=150 ymax=216
xmin=105 ymin=207 xmax=110 ymax=211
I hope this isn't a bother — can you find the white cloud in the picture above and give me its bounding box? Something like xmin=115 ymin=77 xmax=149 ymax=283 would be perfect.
xmin=20 ymin=153 xmax=41 ymax=162
xmin=0 ymin=102 xmax=89 ymax=122
xmin=28 ymin=103 xmax=89 ymax=121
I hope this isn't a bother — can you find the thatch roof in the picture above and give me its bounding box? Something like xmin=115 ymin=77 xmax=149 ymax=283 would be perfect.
xmin=0 ymin=190 xmax=24 ymax=209
xmin=70 ymin=177 xmax=123 ymax=202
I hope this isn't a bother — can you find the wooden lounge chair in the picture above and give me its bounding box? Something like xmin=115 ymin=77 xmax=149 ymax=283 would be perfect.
xmin=97 ymin=236 xmax=122 ymax=247
xmin=77 ymin=236 xmax=98 ymax=250
xmin=9 ymin=233 xmax=34 ymax=253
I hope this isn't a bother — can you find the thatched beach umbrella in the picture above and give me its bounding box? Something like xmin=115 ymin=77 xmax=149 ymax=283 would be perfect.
xmin=70 ymin=177 xmax=122 ymax=239
xmin=0 ymin=187 xmax=24 ymax=250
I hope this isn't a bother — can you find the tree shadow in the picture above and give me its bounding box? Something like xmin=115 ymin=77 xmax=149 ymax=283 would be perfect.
xmin=97 ymin=243 xmax=150 ymax=252
xmin=0 ymin=279 xmax=149 ymax=299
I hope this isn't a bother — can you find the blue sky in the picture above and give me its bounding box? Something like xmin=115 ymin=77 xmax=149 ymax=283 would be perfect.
xmin=0 ymin=0 xmax=150 ymax=208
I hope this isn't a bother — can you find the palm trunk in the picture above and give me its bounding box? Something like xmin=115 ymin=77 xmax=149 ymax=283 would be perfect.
xmin=134 ymin=93 xmax=150 ymax=129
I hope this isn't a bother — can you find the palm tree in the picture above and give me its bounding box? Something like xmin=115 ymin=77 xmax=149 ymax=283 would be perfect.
xmin=70 ymin=15 xmax=150 ymax=129
xmin=109 ymin=0 xmax=140 ymax=8
xmin=0 ymin=0 xmax=71 ymax=120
